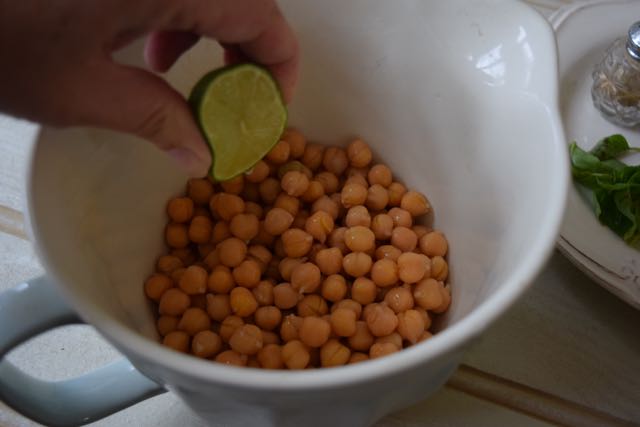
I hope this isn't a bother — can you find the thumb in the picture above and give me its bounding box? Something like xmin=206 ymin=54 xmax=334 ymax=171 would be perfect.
xmin=73 ymin=61 xmax=211 ymax=177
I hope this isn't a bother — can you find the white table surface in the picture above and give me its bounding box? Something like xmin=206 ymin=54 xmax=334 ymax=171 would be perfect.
xmin=1 ymin=1 xmax=639 ymax=426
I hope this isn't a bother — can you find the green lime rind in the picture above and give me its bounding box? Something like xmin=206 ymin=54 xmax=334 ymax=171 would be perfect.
xmin=189 ymin=63 xmax=287 ymax=181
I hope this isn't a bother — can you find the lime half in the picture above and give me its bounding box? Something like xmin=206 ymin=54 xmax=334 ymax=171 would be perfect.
xmin=189 ymin=64 xmax=287 ymax=181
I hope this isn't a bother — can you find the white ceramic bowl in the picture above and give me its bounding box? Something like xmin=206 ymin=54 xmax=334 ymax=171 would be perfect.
xmin=20 ymin=1 xmax=568 ymax=426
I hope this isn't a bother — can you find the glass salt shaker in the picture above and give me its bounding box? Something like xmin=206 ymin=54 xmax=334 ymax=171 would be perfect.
xmin=591 ymin=21 xmax=640 ymax=127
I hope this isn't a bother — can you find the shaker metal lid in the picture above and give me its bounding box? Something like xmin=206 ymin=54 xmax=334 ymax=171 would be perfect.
xmin=626 ymin=21 xmax=640 ymax=60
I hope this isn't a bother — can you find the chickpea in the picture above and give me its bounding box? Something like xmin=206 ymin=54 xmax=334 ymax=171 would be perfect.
xmin=178 ymin=307 xmax=211 ymax=335
xmin=375 ymin=332 xmax=402 ymax=349
xmin=330 ymin=308 xmax=357 ymax=337
xmin=145 ymin=274 xmax=173 ymax=302
xmin=219 ymin=315 xmax=244 ymax=342
xmin=203 ymin=249 xmax=221 ymax=270
xmin=278 ymin=257 xmax=304 ymax=282
xmin=291 ymin=209 xmax=309 ymax=230
xmin=273 ymin=283 xmax=300 ymax=309
xmin=369 ymin=342 xmax=398 ymax=359
xmin=280 ymin=314 xmax=302 ymax=342
xmin=345 ymin=226 xmax=375 ymax=252
xmin=217 ymin=237 xmax=247 ymax=268
xmin=368 ymin=164 xmax=392 ymax=188
xmin=281 ymin=340 xmax=310 ymax=369
xmin=211 ymin=221 xmax=231 ymax=245
xmin=301 ymin=180 xmax=325 ymax=203
xmin=320 ymin=339 xmax=351 ymax=367
xmin=188 ymin=216 xmax=212 ymax=244
xmin=214 ymin=193 xmax=245 ymax=221
xmin=274 ymin=193 xmax=300 ymax=217
xmin=315 ymin=171 xmax=340 ymax=194
xmin=298 ymin=142 xmax=323 ymax=170
xmin=371 ymin=214 xmax=394 ymax=241
xmin=266 ymin=140 xmax=291 ymax=164
xmin=254 ymin=306 xmax=282 ymax=331
xmin=346 ymin=138 xmax=373 ymax=168
xmin=348 ymin=321 xmax=375 ymax=352
xmin=282 ymin=129 xmax=306 ymax=158
xmin=340 ymin=183 xmax=368 ymax=208
xmin=433 ymin=284 xmax=451 ymax=313
xmin=245 ymin=160 xmax=271 ymax=183
xmin=414 ymin=307 xmax=432 ymax=330
xmin=260 ymin=209 xmax=291 ymax=237
xmin=342 ymin=252 xmax=372 ymax=277
xmin=281 ymin=229 xmax=313 ymax=257
xmin=375 ymin=245 xmax=402 ymax=261
xmin=281 ymin=171 xmax=310 ymax=197
xmin=397 ymin=310 xmax=426 ymax=344
xmin=344 ymin=174 xmax=368 ymax=188
xmin=349 ymin=352 xmax=369 ymax=364
xmin=167 ymin=197 xmax=194 ymax=223
xmin=366 ymin=184 xmax=389 ymax=211
xmin=417 ymin=331 xmax=433 ymax=343
xmin=388 ymin=208 xmax=412 ymax=228
xmin=215 ymin=350 xmax=248 ymax=366
xmin=365 ymin=304 xmax=398 ymax=337
xmin=419 ymin=231 xmax=448 ymax=257
xmin=165 ymin=223 xmax=189 ymax=248
xmin=187 ymin=178 xmax=214 ymax=205
xmin=387 ymin=182 xmax=407 ymax=207
xmin=258 ymin=178 xmax=281 ymax=204
xmin=291 ymin=262 xmax=321 ymax=293
xmin=345 ymin=206 xmax=371 ymax=228
xmin=229 ymin=287 xmax=258 ymax=317
xmin=322 ymin=146 xmax=349 ymax=175
xmin=331 ymin=299 xmax=363 ymax=319
xmin=163 ymin=331 xmax=190 ymax=353
xmin=232 ymin=259 xmax=261 ymax=288
xmin=391 ymin=227 xmax=418 ymax=252
xmin=229 ymin=324 xmax=264 ymax=355
xmin=198 ymin=243 xmax=216 ymax=258
xmin=261 ymin=330 xmax=281 ymax=345
xmin=371 ymin=259 xmax=399 ymax=288
xmin=400 ymin=191 xmax=431 ymax=217
xmin=321 ymin=274 xmax=347 ymax=302
xmin=252 ymin=280 xmax=274 ymax=306
xmin=297 ymin=294 xmax=328 ymax=317
xmin=178 ymin=265 xmax=207 ymax=295
xmin=413 ymin=278 xmax=444 ymax=310
xmin=205 ymin=259 xmax=231 ymax=287
xmin=220 ymin=174 xmax=244 ymax=195
xmin=156 ymin=255 xmax=183 ymax=274
xmin=257 ymin=344 xmax=284 ymax=369
xmin=431 ymin=256 xmax=448 ymax=281
xmin=206 ymin=294 xmax=232 ymax=322
xmin=157 ymin=315 xmax=178 ymax=336
xmin=302 ymin=211 xmax=333 ymax=243
xmin=192 ymin=330 xmax=222 ymax=358
xmin=328 ymin=227 xmax=348 ymax=254
xmin=299 ymin=316 xmax=331 ymax=348
xmin=384 ymin=286 xmax=414 ymax=313
xmin=315 ymin=247 xmax=343 ymax=275
xmin=311 ymin=195 xmax=340 ymax=221
xmin=229 ymin=213 xmax=259 ymax=241
xmin=397 ymin=252 xmax=429 ymax=284
xmin=351 ymin=277 xmax=377 ymax=305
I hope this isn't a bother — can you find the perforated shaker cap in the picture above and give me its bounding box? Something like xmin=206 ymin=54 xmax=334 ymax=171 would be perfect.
xmin=626 ymin=21 xmax=640 ymax=60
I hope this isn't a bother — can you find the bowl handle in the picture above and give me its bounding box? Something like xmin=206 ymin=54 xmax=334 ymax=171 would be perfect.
xmin=0 ymin=276 xmax=166 ymax=426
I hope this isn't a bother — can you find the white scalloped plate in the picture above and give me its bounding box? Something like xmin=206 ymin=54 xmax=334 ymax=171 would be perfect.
xmin=551 ymin=0 xmax=640 ymax=309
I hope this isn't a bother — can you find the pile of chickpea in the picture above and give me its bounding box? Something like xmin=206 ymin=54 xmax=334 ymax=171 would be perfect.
xmin=144 ymin=129 xmax=450 ymax=369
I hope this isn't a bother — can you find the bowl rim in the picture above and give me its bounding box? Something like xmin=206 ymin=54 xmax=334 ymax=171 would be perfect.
xmin=24 ymin=0 xmax=569 ymax=390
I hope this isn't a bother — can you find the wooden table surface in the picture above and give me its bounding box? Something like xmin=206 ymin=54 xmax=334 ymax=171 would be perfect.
xmin=1 ymin=1 xmax=639 ymax=426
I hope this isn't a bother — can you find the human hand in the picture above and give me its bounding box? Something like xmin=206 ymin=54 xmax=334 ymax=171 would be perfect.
xmin=0 ymin=0 xmax=299 ymax=176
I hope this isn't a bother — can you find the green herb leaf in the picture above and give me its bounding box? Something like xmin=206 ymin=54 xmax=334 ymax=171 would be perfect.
xmin=569 ymin=137 xmax=640 ymax=249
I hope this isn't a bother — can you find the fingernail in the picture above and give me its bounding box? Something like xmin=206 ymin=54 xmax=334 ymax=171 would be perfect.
xmin=167 ymin=147 xmax=210 ymax=177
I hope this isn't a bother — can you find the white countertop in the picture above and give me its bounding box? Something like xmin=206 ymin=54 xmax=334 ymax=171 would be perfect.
xmin=1 ymin=2 xmax=639 ymax=426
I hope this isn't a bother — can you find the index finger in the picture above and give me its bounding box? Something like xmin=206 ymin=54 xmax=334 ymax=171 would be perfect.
xmin=146 ymin=0 xmax=299 ymax=102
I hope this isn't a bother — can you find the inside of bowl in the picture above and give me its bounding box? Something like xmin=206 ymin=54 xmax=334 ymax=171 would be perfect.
xmin=30 ymin=0 xmax=562 ymax=343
